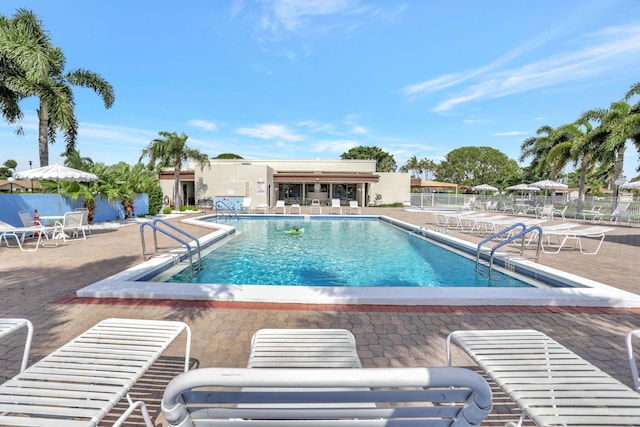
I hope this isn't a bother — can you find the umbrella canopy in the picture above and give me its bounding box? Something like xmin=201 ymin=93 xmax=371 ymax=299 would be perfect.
xmin=621 ymin=180 xmax=640 ymax=189
xmin=471 ymin=184 xmax=498 ymax=192
xmin=506 ymin=183 xmax=540 ymax=192
xmin=15 ymin=164 xmax=97 ymax=190
xmin=530 ymin=179 xmax=568 ymax=190
xmin=15 ymin=164 xmax=98 ymax=213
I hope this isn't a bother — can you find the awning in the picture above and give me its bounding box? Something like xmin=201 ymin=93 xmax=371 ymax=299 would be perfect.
xmin=274 ymin=173 xmax=379 ymax=183
xmin=159 ymin=170 xmax=195 ymax=180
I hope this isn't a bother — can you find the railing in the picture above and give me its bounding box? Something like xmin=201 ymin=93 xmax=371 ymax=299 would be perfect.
xmin=475 ymin=223 xmax=543 ymax=278
xmin=140 ymin=218 xmax=202 ymax=280
xmin=215 ymin=200 xmax=239 ymax=221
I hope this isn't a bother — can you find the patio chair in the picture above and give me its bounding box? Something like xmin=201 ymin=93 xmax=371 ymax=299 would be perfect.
xmin=273 ymin=200 xmax=286 ymax=214
xmin=330 ymin=198 xmax=342 ymax=214
xmin=552 ymin=204 xmax=567 ymax=220
xmin=0 ymin=318 xmax=191 ymax=427
xmin=255 ymin=203 xmax=268 ymax=214
xmin=348 ymin=200 xmax=362 ymax=214
xmin=240 ymin=197 xmax=252 ymax=213
xmin=627 ymin=329 xmax=640 ymax=393
xmin=288 ymin=203 xmax=301 ymax=214
xmin=537 ymin=204 xmax=554 ymax=219
xmin=540 ymin=225 xmax=614 ymax=254
xmin=52 ymin=210 xmax=86 ymax=242
xmin=17 ymin=210 xmax=36 ymax=227
xmin=310 ymin=198 xmax=322 ymax=214
xmin=161 ymin=366 xmax=492 ymax=427
xmin=74 ymin=207 xmax=91 ymax=235
xmin=248 ymin=328 xmax=362 ymax=368
xmin=447 ymin=329 xmax=640 ymax=427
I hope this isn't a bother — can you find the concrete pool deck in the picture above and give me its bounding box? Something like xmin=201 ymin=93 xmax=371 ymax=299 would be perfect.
xmin=1 ymin=207 xmax=640 ymax=426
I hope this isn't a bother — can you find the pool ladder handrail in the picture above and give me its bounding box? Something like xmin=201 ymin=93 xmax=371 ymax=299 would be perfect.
xmin=139 ymin=218 xmax=202 ymax=280
xmin=215 ymin=200 xmax=239 ymax=221
xmin=475 ymin=223 xmax=543 ymax=278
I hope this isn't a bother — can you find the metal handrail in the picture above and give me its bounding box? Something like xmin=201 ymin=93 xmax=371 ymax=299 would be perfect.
xmin=139 ymin=219 xmax=202 ymax=280
xmin=215 ymin=200 xmax=239 ymax=221
xmin=476 ymin=223 xmax=543 ymax=278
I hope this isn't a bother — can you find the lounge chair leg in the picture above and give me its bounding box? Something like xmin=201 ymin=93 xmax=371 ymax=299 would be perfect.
xmin=113 ymin=394 xmax=154 ymax=427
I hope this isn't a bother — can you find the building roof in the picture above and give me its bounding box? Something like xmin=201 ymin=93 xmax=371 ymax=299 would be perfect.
xmin=274 ymin=173 xmax=379 ymax=183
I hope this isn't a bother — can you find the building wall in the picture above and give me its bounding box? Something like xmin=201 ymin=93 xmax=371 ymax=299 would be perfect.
xmin=369 ymin=172 xmax=411 ymax=205
xmin=161 ymin=159 xmax=408 ymax=209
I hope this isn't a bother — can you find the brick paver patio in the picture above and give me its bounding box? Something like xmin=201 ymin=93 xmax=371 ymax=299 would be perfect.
xmin=1 ymin=207 xmax=639 ymax=426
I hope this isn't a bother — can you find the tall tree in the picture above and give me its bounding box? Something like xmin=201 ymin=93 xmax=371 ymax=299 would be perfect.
xmin=435 ymin=146 xmax=519 ymax=187
xmin=580 ymin=99 xmax=640 ymax=200
xmin=0 ymin=9 xmax=114 ymax=167
xmin=519 ymin=125 xmax=557 ymax=181
xmin=340 ymin=146 xmax=397 ymax=172
xmin=399 ymin=156 xmax=421 ymax=177
xmin=140 ymin=131 xmax=210 ymax=210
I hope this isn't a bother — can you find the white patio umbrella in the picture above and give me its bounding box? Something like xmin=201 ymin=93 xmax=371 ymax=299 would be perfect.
xmin=15 ymin=164 xmax=98 ymax=213
xmin=530 ymin=179 xmax=568 ymax=191
xmin=621 ymin=180 xmax=640 ymax=189
xmin=505 ymin=183 xmax=541 ymax=192
xmin=471 ymin=184 xmax=498 ymax=192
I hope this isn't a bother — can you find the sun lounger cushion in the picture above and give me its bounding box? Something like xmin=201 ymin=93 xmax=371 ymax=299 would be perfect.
xmin=0 ymin=318 xmax=191 ymax=427
xmin=447 ymin=329 xmax=640 ymax=427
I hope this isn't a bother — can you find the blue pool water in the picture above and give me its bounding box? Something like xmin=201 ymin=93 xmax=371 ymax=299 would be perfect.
xmin=165 ymin=218 xmax=531 ymax=288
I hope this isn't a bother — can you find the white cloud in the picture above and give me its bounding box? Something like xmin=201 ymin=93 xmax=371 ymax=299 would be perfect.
xmin=236 ymin=123 xmax=304 ymax=141
xmin=311 ymin=139 xmax=358 ymax=153
xmin=188 ymin=119 xmax=219 ymax=131
xmin=493 ymin=131 xmax=528 ymax=137
xmin=405 ymin=22 xmax=640 ymax=112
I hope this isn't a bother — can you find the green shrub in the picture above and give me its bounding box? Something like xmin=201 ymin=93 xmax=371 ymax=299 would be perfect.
xmin=163 ymin=207 xmax=173 ymax=215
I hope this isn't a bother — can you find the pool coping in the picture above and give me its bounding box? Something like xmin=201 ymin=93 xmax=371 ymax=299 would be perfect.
xmin=76 ymin=215 xmax=640 ymax=307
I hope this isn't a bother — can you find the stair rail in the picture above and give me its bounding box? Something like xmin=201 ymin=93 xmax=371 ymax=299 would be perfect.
xmin=476 ymin=223 xmax=543 ymax=278
xmin=139 ymin=218 xmax=202 ymax=280
xmin=215 ymin=200 xmax=239 ymax=221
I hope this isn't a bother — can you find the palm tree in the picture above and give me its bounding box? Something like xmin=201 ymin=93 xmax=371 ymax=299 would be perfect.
xmin=400 ymin=156 xmax=421 ymax=178
xmin=140 ymin=131 xmax=210 ymax=211
xmin=419 ymin=158 xmax=437 ymax=180
xmin=0 ymin=9 xmax=114 ymax=167
xmin=519 ymin=125 xmax=557 ymax=181
xmin=580 ymin=100 xmax=640 ymax=201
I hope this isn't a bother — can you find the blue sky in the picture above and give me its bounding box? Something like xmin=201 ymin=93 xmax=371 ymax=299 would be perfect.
xmin=2 ymin=0 xmax=640 ymax=179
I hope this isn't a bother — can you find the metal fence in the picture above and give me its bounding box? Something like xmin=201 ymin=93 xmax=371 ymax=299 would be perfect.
xmin=409 ymin=193 xmax=640 ymax=225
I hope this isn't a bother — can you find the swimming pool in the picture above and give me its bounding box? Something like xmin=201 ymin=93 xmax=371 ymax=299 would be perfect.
xmin=165 ymin=218 xmax=530 ymax=288
xmin=76 ymin=214 xmax=640 ymax=307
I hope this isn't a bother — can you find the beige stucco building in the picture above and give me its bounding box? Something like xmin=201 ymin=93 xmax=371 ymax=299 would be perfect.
xmin=159 ymin=159 xmax=410 ymax=210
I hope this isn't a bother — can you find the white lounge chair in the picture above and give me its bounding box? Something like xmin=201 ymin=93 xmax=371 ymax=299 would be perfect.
xmin=255 ymin=203 xmax=268 ymax=214
xmin=577 ymin=205 xmax=603 ymax=222
xmin=552 ymin=204 xmax=567 ymax=220
xmin=541 ymin=225 xmax=614 ymax=254
xmin=609 ymin=202 xmax=631 ymax=224
xmin=0 ymin=318 xmax=191 ymax=427
xmin=241 ymin=197 xmax=252 ymax=213
xmin=289 ymin=203 xmax=301 ymax=214
xmin=348 ymin=200 xmax=361 ymax=214
xmin=330 ymin=198 xmax=342 ymax=214
xmin=0 ymin=220 xmax=53 ymax=252
xmin=161 ymin=366 xmax=492 ymax=427
xmin=448 ymin=329 xmax=640 ymax=427
xmin=273 ymin=200 xmax=286 ymax=214
xmin=627 ymin=329 xmax=640 ymax=393
xmin=248 ymin=328 xmax=362 ymax=368
xmin=310 ymin=198 xmax=322 ymax=214
xmin=537 ymin=204 xmax=554 ymax=219
xmin=0 ymin=318 xmax=33 ymax=374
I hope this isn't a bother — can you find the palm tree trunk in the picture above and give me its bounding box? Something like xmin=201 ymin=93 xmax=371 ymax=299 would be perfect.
xmin=577 ymin=169 xmax=587 ymax=213
xmin=173 ymin=169 xmax=181 ymax=210
xmin=37 ymin=101 xmax=49 ymax=167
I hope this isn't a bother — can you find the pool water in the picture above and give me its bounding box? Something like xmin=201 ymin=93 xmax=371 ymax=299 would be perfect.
xmin=166 ymin=218 xmax=531 ymax=288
